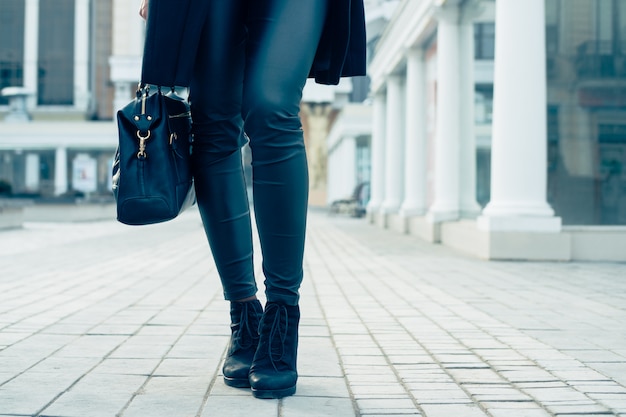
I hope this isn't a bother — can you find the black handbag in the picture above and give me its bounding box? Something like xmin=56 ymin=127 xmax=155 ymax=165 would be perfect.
xmin=112 ymin=85 xmax=195 ymax=225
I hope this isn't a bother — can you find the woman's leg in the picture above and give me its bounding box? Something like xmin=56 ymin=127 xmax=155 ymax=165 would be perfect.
xmin=243 ymin=0 xmax=328 ymax=307
xmin=189 ymin=0 xmax=263 ymax=389
xmin=242 ymin=0 xmax=328 ymax=399
xmin=189 ymin=0 xmax=257 ymax=302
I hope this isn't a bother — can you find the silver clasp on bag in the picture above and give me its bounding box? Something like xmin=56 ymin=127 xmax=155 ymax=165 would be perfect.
xmin=136 ymin=129 xmax=151 ymax=158
xmin=134 ymin=85 xmax=152 ymax=159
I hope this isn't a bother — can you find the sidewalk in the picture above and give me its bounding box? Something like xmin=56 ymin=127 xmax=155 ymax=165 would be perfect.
xmin=0 ymin=208 xmax=625 ymax=417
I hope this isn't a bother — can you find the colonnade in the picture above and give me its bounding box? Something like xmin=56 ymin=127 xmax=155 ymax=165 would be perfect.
xmin=367 ymin=0 xmax=561 ymax=240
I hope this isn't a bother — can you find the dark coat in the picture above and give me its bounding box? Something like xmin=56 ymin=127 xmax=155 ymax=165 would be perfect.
xmin=141 ymin=0 xmax=367 ymax=87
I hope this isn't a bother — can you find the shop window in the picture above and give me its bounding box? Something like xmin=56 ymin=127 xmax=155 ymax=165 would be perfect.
xmin=0 ymin=0 xmax=25 ymax=105
xmin=546 ymin=0 xmax=626 ymax=225
xmin=38 ymin=0 xmax=74 ymax=105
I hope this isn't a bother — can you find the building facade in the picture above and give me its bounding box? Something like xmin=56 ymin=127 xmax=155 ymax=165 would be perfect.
xmin=0 ymin=0 xmax=349 ymax=203
xmin=324 ymin=0 xmax=399 ymax=208
xmin=4 ymin=0 xmax=626 ymax=262
xmin=0 ymin=0 xmax=149 ymax=198
xmin=0 ymin=0 xmax=118 ymax=118
xmin=342 ymin=0 xmax=626 ymax=261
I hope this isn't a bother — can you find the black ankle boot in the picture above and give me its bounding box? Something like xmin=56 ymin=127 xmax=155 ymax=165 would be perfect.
xmin=223 ymin=299 xmax=263 ymax=388
xmin=249 ymin=302 xmax=300 ymax=399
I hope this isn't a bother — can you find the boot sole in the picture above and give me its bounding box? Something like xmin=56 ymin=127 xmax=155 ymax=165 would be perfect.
xmin=251 ymin=385 xmax=296 ymax=399
xmin=223 ymin=376 xmax=251 ymax=388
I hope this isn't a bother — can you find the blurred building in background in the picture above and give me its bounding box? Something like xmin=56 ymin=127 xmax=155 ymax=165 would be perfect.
xmin=302 ymin=0 xmax=399 ymax=206
xmin=351 ymin=0 xmax=626 ymax=261
xmin=0 ymin=0 xmax=380 ymax=204
xmin=2 ymin=0 xmax=626 ymax=261
xmin=0 ymin=0 xmax=139 ymax=198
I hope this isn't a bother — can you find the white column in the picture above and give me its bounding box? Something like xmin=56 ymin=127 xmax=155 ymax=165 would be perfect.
xmin=400 ymin=49 xmax=427 ymax=217
xmin=367 ymin=92 xmax=387 ymax=214
xmin=54 ymin=147 xmax=68 ymax=196
xmin=25 ymin=153 xmax=41 ymax=192
xmin=427 ymin=7 xmax=461 ymax=222
xmin=23 ymin=0 xmax=39 ymax=109
xmin=334 ymin=146 xmax=342 ymax=200
xmin=478 ymin=0 xmax=561 ymax=232
xmin=342 ymin=136 xmax=357 ymax=198
xmin=459 ymin=15 xmax=481 ymax=217
xmin=326 ymin=144 xmax=336 ymax=204
xmin=381 ymin=75 xmax=405 ymax=214
xmin=74 ymin=0 xmax=91 ymax=110
xmin=74 ymin=0 xmax=90 ymax=110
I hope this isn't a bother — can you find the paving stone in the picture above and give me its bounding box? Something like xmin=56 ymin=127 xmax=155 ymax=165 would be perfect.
xmin=166 ymin=335 xmax=228 ymax=359
xmin=293 ymin=376 xmax=350 ymax=398
xmin=487 ymin=408 xmax=552 ymax=417
xmin=464 ymin=384 xmax=533 ymax=402
xmin=40 ymin=391 xmax=132 ymax=417
xmin=93 ymin=358 xmax=161 ymax=375
xmin=447 ymin=368 xmax=505 ymax=384
xmin=298 ymin=336 xmax=344 ymax=378
xmin=550 ymin=368 xmax=614 ymax=382
xmin=361 ymin=411 xmax=422 ymax=417
xmin=419 ymin=403 xmax=488 ymax=417
xmin=153 ymin=358 xmax=216 ymax=377
xmin=561 ymin=349 xmax=626 ymax=362
xmin=411 ymin=387 xmax=473 ymax=404
xmin=356 ymin=398 xmax=418 ymax=413
xmin=544 ymin=403 xmax=613 ymax=414
xmin=556 ymin=415 xmax=617 ymax=417
xmin=40 ymin=374 xmax=147 ymax=417
xmin=203 ymin=396 xmax=279 ymax=417
xmin=589 ymin=393 xmax=626 ymax=412
xmin=576 ymin=383 xmax=626 ymax=394
xmin=283 ymin=397 xmax=356 ymax=417
xmin=522 ymin=387 xmax=595 ymax=403
xmin=108 ymin=336 xmax=174 ymax=359
xmin=54 ymin=335 xmax=127 ymax=358
xmin=498 ymin=368 xmax=561 ymax=383
xmin=0 ymin=371 xmax=85 ymax=415
xmin=123 ymin=393 xmax=206 ymax=417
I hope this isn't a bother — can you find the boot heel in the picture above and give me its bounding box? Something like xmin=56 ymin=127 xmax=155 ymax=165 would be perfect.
xmin=251 ymin=384 xmax=296 ymax=399
xmin=224 ymin=375 xmax=253 ymax=388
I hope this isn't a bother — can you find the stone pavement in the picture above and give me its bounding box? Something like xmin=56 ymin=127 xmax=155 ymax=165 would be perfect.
xmin=0 ymin=207 xmax=625 ymax=417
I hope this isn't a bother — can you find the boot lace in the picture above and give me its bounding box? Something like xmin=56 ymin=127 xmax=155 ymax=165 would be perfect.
xmin=262 ymin=303 xmax=288 ymax=371
xmin=231 ymin=302 xmax=259 ymax=352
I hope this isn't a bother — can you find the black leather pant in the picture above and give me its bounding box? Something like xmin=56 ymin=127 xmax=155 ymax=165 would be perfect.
xmin=189 ymin=0 xmax=327 ymax=306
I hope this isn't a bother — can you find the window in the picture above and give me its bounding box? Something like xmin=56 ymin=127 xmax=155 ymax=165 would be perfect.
xmin=545 ymin=0 xmax=560 ymax=79
xmin=0 ymin=0 xmax=25 ymax=105
xmin=576 ymin=0 xmax=626 ymax=78
xmin=547 ymin=0 xmax=626 ymax=225
xmin=474 ymin=23 xmax=495 ymax=60
xmin=38 ymin=0 xmax=74 ymax=105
